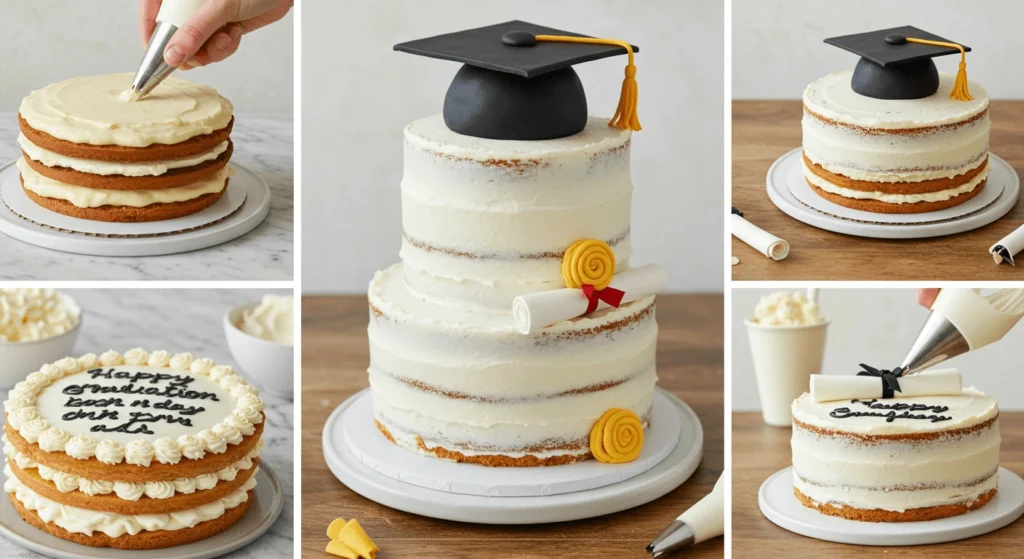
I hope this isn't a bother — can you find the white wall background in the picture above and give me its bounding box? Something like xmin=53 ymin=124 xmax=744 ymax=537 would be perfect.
xmin=0 ymin=0 xmax=293 ymax=112
xmin=733 ymin=288 xmax=1024 ymax=412
xmin=733 ymin=0 xmax=1024 ymax=99
xmin=302 ymin=0 xmax=724 ymax=294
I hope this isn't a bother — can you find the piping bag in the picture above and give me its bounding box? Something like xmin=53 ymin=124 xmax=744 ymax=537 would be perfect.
xmin=129 ymin=0 xmax=205 ymax=100
xmin=646 ymin=473 xmax=724 ymax=557
xmin=901 ymin=289 xmax=1024 ymax=374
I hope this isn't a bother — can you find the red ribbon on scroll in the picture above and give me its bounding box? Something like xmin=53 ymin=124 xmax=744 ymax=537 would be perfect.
xmin=582 ymin=284 xmax=626 ymax=314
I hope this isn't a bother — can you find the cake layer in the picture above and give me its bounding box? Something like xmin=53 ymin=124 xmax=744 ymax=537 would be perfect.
xmin=5 ymin=466 xmax=255 ymax=538
xmin=18 ymin=158 xmax=232 ymax=208
xmin=400 ymin=115 xmax=633 ymax=308
xmin=803 ymin=72 xmax=990 ymax=184
xmin=808 ymin=182 xmax=984 ymax=214
xmin=802 ymin=159 xmax=988 ymax=204
xmin=22 ymin=141 xmax=233 ymax=190
xmin=19 ymin=134 xmax=231 ymax=178
xmin=795 ymin=485 xmax=995 ymax=523
xmin=19 ymin=74 xmax=233 ymax=148
xmin=368 ymin=262 xmax=657 ymax=462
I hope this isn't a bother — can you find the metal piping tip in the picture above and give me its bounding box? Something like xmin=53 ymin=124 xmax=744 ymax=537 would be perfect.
xmin=130 ymin=21 xmax=180 ymax=101
xmin=646 ymin=520 xmax=695 ymax=558
xmin=900 ymin=310 xmax=970 ymax=374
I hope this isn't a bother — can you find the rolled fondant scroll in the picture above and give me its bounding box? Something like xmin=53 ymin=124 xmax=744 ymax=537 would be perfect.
xmin=811 ymin=369 xmax=961 ymax=403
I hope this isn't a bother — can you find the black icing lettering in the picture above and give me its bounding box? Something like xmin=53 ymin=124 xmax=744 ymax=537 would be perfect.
xmin=63 ymin=408 xmax=118 ymax=422
xmin=829 ymin=399 xmax=953 ymax=423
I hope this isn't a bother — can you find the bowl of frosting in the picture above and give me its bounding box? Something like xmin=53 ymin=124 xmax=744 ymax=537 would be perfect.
xmin=0 ymin=289 xmax=82 ymax=389
xmin=225 ymin=294 xmax=293 ymax=400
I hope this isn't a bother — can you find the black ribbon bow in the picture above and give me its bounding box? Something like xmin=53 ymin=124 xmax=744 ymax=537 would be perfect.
xmin=857 ymin=364 xmax=905 ymax=399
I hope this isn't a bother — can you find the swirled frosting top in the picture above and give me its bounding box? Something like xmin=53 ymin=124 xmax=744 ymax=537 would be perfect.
xmin=19 ymin=74 xmax=233 ymax=147
xmin=803 ymin=71 xmax=989 ymax=129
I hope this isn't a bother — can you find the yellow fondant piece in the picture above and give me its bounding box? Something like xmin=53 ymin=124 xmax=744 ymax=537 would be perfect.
xmin=590 ymin=408 xmax=644 ymax=464
xmin=327 ymin=517 xmax=347 ymax=540
xmin=326 ymin=540 xmax=359 ymax=559
xmin=562 ymin=239 xmax=616 ymax=291
xmin=339 ymin=519 xmax=380 ymax=559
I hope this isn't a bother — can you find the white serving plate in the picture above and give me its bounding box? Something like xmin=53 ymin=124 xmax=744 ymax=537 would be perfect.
xmin=0 ymin=160 xmax=270 ymax=257
xmin=759 ymin=465 xmax=1024 ymax=546
xmin=323 ymin=388 xmax=703 ymax=524
xmin=765 ymin=148 xmax=1019 ymax=239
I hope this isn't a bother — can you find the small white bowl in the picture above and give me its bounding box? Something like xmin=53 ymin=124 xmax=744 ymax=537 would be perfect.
xmin=224 ymin=301 xmax=293 ymax=400
xmin=0 ymin=312 xmax=83 ymax=390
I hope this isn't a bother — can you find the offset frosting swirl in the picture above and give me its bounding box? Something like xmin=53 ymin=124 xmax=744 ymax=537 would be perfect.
xmin=19 ymin=74 xmax=233 ymax=147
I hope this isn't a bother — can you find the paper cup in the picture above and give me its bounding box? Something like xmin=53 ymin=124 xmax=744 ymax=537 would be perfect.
xmin=745 ymin=319 xmax=829 ymax=427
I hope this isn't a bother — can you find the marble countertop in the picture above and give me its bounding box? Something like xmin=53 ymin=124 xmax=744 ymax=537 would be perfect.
xmin=0 ymin=113 xmax=293 ymax=280
xmin=0 ymin=289 xmax=294 ymax=558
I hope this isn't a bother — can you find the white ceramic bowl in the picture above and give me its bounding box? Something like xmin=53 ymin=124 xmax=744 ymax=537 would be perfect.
xmin=0 ymin=310 xmax=83 ymax=390
xmin=224 ymin=301 xmax=293 ymax=400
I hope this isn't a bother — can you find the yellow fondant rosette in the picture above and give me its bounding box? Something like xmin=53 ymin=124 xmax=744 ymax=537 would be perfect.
xmin=589 ymin=408 xmax=644 ymax=464
xmin=562 ymin=239 xmax=616 ymax=290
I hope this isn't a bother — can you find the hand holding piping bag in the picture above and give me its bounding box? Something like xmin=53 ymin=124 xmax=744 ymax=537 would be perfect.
xmin=139 ymin=0 xmax=293 ymax=69
xmin=646 ymin=473 xmax=724 ymax=557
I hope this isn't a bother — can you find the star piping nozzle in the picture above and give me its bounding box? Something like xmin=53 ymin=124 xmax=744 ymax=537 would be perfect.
xmin=900 ymin=309 xmax=970 ymax=374
xmin=129 ymin=0 xmax=204 ymax=100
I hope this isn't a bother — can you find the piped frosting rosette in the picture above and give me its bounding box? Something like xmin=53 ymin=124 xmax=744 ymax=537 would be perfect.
xmin=513 ymin=239 xmax=667 ymax=335
xmin=810 ymin=366 xmax=962 ymax=403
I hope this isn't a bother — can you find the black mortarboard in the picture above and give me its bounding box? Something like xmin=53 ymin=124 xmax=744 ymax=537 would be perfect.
xmin=825 ymin=26 xmax=972 ymax=101
xmin=395 ymin=20 xmax=640 ymax=141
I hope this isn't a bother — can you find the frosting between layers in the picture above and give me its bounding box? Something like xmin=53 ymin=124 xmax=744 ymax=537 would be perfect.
xmin=19 ymin=134 xmax=230 ymax=177
xmin=3 ymin=435 xmax=262 ymax=499
xmin=19 ymin=74 xmax=233 ymax=147
xmin=803 ymin=160 xmax=988 ymax=203
xmin=3 ymin=350 xmax=265 ymax=465
xmin=18 ymin=158 xmax=232 ymax=208
xmin=794 ymin=470 xmax=997 ymax=513
xmin=4 ymin=465 xmax=256 ymax=537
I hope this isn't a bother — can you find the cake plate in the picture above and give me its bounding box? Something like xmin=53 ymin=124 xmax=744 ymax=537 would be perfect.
xmin=0 ymin=463 xmax=285 ymax=559
xmin=322 ymin=388 xmax=703 ymax=524
xmin=766 ymin=148 xmax=1019 ymax=239
xmin=759 ymin=466 xmax=1024 ymax=546
xmin=0 ymin=159 xmax=271 ymax=257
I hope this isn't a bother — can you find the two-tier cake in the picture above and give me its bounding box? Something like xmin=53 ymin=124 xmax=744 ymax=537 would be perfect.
xmin=3 ymin=349 xmax=265 ymax=549
xmin=17 ymin=74 xmax=234 ymax=222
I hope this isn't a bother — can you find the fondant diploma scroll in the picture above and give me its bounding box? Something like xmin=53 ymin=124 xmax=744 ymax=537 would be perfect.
xmin=731 ymin=213 xmax=789 ymax=261
xmin=513 ymin=264 xmax=667 ymax=335
xmin=811 ymin=369 xmax=962 ymax=403
xmin=989 ymin=224 xmax=1024 ymax=266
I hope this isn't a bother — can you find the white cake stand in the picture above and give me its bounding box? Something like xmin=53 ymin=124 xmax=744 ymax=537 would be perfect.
xmin=322 ymin=388 xmax=703 ymax=524
xmin=765 ymin=148 xmax=1020 ymax=239
xmin=0 ymin=160 xmax=271 ymax=257
xmin=759 ymin=466 xmax=1024 ymax=546
xmin=0 ymin=463 xmax=285 ymax=559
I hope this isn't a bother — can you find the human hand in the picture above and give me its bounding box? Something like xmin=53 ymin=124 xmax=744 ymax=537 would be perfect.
xmin=139 ymin=0 xmax=292 ymax=69
xmin=917 ymin=288 xmax=940 ymax=309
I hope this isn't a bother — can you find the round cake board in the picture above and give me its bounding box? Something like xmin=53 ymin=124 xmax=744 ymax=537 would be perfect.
xmin=322 ymin=388 xmax=703 ymax=524
xmin=0 ymin=463 xmax=285 ymax=559
xmin=765 ymin=148 xmax=1019 ymax=239
xmin=759 ymin=466 xmax=1024 ymax=546
xmin=0 ymin=160 xmax=271 ymax=257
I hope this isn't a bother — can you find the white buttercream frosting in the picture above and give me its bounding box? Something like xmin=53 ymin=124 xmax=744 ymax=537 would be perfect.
xmin=4 ymin=465 xmax=255 ymax=537
xmin=19 ymin=74 xmax=233 ymax=147
xmin=0 ymin=289 xmax=79 ymax=343
xmin=239 ymin=295 xmax=294 ymax=345
xmin=18 ymin=157 xmax=232 ymax=209
xmin=750 ymin=291 xmax=824 ymax=326
xmin=804 ymin=159 xmax=988 ymax=204
xmin=3 ymin=350 xmax=263 ymax=464
xmin=19 ymin=134 xmax=230 ymax=177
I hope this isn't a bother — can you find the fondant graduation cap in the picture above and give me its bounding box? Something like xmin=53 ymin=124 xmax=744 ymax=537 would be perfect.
xmin=825 ymin=26 xmax=972 ymax=101
xmin=395 ymin=20 xmax=640 ymax=141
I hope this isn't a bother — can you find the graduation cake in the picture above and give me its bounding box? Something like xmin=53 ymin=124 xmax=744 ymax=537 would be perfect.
xmin=791 ymin=367 xmax=1000 ymax=522
xmin=368 ymin=21 xmax=665 ymax=467
xmin=801 ymin=26 xmax=990 ymax=214
xmin=3 ymin=350 xmax=265 ymax=549
xmin=17 ymin=74 xmax=234 ymax=223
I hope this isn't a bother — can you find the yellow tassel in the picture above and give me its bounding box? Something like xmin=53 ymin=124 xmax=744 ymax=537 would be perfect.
xmin=534 ymin=35 xmax=641 ymax=131
xmin=906 ymin=37 xmax=972 ymax=101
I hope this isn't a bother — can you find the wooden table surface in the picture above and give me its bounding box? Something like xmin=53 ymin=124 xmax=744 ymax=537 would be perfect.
xmin=301 ymin=294 xmax=724 ymax=558
xmin=731 ymin=100 xmax=1024 ymax=280
xmin=732 ymin=411 xmax=1024 ymax=557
